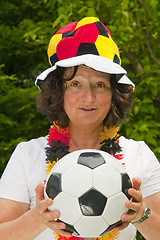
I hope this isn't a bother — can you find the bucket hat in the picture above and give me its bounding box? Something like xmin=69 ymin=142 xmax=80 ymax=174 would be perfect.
xmin=35 ymin=17 xmax=134 ymax=88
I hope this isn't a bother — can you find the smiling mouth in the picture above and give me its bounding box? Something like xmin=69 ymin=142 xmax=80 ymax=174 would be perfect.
xmin=81 ymin=108 xmax=96 ymax=111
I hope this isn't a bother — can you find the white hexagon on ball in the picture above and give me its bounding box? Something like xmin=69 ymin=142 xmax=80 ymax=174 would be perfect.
xmin=49 ymin=192 xmax=82 ymax=225
xmin=102 ymin=192 xmax=129 ymax=225
xmin=74 ymin=215 xmax=109 ymax=238
xmin=93 ymin=163 xmax=121 ymax=197
xmin=51 ymin=151 xmax=80 ymax=174
xmin=99 ymin=151 xmax=126 ymax=174
xmin=62 ymin=163 xmax=93 ymax=197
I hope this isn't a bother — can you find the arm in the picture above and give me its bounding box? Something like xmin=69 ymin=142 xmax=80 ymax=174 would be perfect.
xmin=0 ymin=198 xmax=47 ymax=240
xmin=116 ymin=178 xmax=160 ymax=240
xmin=135 ymin=191 xmax=160 ymax=240
xmin=0 ymin=183 xmax=72 ymax=240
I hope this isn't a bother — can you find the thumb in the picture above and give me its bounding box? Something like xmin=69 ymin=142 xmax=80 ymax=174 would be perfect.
xmin=35 ymin=182 xmax=45 ymax=202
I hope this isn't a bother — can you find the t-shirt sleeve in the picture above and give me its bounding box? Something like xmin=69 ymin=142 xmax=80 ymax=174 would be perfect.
xmin=0 ymin=143 xmax=30 ymax=203
xmin=140 ymin=142 xmax=160 ymax=198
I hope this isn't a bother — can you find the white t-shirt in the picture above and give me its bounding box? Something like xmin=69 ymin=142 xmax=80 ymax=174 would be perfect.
xmin=0 ymin=136 xmax=160 ymax=240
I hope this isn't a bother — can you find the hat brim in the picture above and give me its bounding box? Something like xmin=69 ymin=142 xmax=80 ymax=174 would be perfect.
xmin=35 ymin=54 xmax=135 ymax=88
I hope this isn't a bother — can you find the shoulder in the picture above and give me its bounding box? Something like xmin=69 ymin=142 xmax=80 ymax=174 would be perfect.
xmin=119 ymin=136 xmax=156 ymax=160
xmin=15 ymin=136 xmax=48 ymax=158
xmin=0 ymin=136 xmax=49 ymax=203
xmin=119 ymin=136 xmax=160 ymax=197
xmin=17 ymin=136 xmax=48 ymax=150
xmin=118 ymin=136 xmax=159 ymax=176
xmin=119 ymin=136 xmax=150 ymax=151
xmin=6 ymin=136 xmax=48 ymax=173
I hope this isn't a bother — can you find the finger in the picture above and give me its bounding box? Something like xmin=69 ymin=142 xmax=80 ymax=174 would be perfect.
xmin=54 ymin=229 xmax=72 ymax=238
xmin=37 ymin=198 xmax=53 ymax=213
xmin=128 ymin=188 xmax=142 ymax=202
xmin=121 ymin=210 xmax=138 ymax=222
xmin=48 ymin=220 xmax=66 ymax=230
xmin=132 ymin=177 xmax=141 ymax=191
xmin=115 ymin=221 xmax=129 ymax=231
xmin=36 ymin=183 xmax=45 ymax=201
xmin=47 ymin=221 xmax=72 ymax=238
xmin=57 ymin=229 xmax=72 ymax=238
xmin=125 ymin=200 xmax=142 ymax=212
xmin=42 ymin=210 xmax=60 ymax=222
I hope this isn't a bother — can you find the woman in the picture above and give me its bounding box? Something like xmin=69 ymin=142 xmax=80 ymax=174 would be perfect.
xmin=0 ymin=17 xmax=160 ymax=240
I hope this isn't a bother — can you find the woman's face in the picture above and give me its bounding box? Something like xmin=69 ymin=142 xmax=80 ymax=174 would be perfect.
xmin=64 ymin=65 xmax=112 ymax=129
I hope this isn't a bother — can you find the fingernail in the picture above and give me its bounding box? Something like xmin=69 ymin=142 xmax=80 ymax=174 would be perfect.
xmin=128 ymin=188 xmax=133 ymax=195
xmin=127 ymin=201 xmax=131 ymax=208
xmin=121 ymin=215 xmax=125 ymax=221
xmin=47 ymin=199 xmax=53 ymax=205
xmin=60 ymin=223 xmax=65 ymax=229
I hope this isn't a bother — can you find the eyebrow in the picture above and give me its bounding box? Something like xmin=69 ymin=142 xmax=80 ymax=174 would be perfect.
xmin=74 ymin=72 xmax=110 ymax=79
xmin=97 ymin=72 xmax=110 ymax=79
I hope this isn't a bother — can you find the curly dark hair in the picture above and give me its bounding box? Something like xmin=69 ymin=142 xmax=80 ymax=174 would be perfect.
xmin=36 ymin=66 xmax=134 ymax=128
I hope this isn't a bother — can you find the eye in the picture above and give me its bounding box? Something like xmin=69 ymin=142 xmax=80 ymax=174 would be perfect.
xmin=70 ymin=81 xmax=80 ymax=87
xmin=65 ymin=80 xmax=82 ymax=92
xmin=95 ymin=82 xmax=106 ymax=88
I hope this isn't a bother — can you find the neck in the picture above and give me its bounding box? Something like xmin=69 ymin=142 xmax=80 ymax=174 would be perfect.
xmin=69 ymin=124 xmax=103 ymax=152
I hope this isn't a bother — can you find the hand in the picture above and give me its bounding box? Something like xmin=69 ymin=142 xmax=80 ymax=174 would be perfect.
xmin=33 ymin=183 xmax=72 ymax=237
xmin=115 ymin=177 xmax=145 ymax=231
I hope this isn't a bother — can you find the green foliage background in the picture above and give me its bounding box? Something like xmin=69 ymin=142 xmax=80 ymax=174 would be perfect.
xmin=0 ymin=1 xmax=160 ymax=239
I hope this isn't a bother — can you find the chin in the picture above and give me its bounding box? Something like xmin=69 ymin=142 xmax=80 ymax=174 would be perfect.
xmin=76 ymin=120 xmax=102 ymax=129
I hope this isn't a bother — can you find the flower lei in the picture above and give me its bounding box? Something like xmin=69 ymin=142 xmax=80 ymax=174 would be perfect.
xmin=45 ymin=122 xmax=123 ymax=240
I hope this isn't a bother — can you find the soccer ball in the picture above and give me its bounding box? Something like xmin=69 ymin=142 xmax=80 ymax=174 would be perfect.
xmin=44 ymin=149 xmax=132 ymax=238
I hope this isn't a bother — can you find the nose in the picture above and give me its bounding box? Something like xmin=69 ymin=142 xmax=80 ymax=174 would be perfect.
xmin=81 ymin=85 xmax=95 ymax=103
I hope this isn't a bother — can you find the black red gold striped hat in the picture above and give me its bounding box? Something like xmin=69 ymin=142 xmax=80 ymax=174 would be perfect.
xmin=35 ymin=17 xmax=134 ymax=88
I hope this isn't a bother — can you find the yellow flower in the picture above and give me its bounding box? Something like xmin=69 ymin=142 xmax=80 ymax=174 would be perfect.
xmin=99 ymin=126 xmax=119 ymax=142
xmin=53 ymin=232 xmax=59 ymax=239
xmin=45 ymin=160 xmax=57 ymax=175
xmin=95 ymin=230 xmax=120 ymax=240
xmin=53 ymin=231 xmax=71 ymax=240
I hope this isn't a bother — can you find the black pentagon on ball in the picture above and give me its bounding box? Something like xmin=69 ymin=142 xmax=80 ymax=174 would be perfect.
xmin=121 ymin=173 xmax=132 ymax=200
xmin=78 ymin=152 xmax=105 ymax=169
xmin=100 ymin=220 xmax=123 ymax=236
xmin=46 ymin=173 xmax=62 ymax=199
xmin=79 ymin=188 xmax=107 ymax=216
